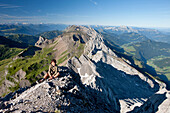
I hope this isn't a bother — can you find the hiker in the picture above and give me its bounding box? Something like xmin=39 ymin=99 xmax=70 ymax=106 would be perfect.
xmin=39 ymin=59 xmax=59 ymax=83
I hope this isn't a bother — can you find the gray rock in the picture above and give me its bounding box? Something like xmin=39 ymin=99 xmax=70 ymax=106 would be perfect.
xmin=67 ymin=25 xmax=167 ymax=113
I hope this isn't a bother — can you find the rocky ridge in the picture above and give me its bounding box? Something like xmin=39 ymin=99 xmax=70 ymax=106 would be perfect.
xmin=0 ymin=67 xmax=119 ymax=112
xmin=0 ymin=25 xmax=169 ymax=113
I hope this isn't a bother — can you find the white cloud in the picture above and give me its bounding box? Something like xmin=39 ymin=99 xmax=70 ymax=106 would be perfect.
xmin=46 ymin=13 xmax=90 ymax=18
xmin=0 ymin=13 xmax=90 ymax=24
xmin=0 ymin=14 xmax=47 ymax=23
xmin=0 ymin=3 xmax=21 ymax=8
xmin=90 ymin=0 xmax=98 ymax=5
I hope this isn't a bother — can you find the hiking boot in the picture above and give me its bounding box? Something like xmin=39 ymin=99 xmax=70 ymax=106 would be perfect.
xmin=38 ymin=78 xmax=45 ymax=83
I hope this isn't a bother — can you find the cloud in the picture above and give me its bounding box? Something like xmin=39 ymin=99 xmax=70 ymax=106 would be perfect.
xmin=90 ymin=0 xmax=98 ymax=5
xmin=47 ymin=13 xmax=90 ymax=18
xmin=0 ymin=13 xmax=90 ymax=24
xmin=0 ymin=14 xmax=47 ymax=23
xmin=0 ymin=3 xmax=21 ymax=8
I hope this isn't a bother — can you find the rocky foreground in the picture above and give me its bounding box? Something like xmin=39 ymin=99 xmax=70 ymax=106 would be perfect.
xmin=0 ymin=67 xmax=120 ymax=112
xmin=0 ymin=66 xmax=169 ymax=113
xmin=0 ymin=25 xmax=169 ymax=113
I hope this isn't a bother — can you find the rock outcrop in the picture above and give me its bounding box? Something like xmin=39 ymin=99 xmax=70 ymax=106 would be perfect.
xmin=35 ymin=36 xmax=48 ymax=48
xmin=130 ymin=89 xmax=170 ymax=113
xmin=0 ymin=67 xmax=120 ymax=112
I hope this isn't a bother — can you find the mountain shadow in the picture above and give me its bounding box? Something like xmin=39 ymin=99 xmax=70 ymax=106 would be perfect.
xmin=104 ymin=38 xmax=170 ymax=90
xmin=94 ymin=60 xmax=160 ymax=100
xmin=0 ymin=36 xmax=28 ymax=48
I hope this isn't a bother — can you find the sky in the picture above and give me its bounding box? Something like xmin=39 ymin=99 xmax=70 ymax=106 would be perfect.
xmin=0 ymin=0 xmax=170 ymax=27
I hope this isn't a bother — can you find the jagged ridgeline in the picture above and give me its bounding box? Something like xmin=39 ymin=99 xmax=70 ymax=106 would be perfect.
xmin=0 ymin=25 xmax=169 ymax=112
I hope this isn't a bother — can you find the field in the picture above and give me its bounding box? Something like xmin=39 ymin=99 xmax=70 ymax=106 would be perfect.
xmin=147 ymin=56 xmax=170 ymax=80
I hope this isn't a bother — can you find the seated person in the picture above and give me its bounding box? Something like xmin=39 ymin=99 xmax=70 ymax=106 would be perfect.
xmin=39 ymin=59 xmax=59 ymax=82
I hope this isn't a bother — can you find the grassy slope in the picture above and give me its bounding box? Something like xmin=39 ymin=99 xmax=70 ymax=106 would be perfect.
xmin=1 ymin=31 xmax=86 ymax=95
xmin=0 ymin=59 xmax=12 ymax=84
xmin=103 ymin=39 xmax=162 ymax=84
xmin=6 ymin=34 xmax=39 ymax=45
xmin=0 ymin=45 xmax=23 ymax=60
xmin=36 ymin=30 xmax=63 ymax=39
xmin=122 ymin=40 xmax=170 ymax=61
xmin=122 ymin=41 xmax=170 ymax=81
xmin=147 ymin=56 xmax=170 ymax=80
xmin=7 ymin=46 xmax=55 ymax=84
xmin=0 ymin=45 xmax=54 ymax=96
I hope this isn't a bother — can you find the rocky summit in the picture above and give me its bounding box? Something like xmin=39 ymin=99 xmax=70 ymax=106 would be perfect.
xmin=0 ymin=25 xmax=169 ymax=113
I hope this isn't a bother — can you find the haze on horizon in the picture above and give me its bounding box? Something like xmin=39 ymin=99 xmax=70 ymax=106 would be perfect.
xmin=0 ymin=0 xmax=170 ymax=28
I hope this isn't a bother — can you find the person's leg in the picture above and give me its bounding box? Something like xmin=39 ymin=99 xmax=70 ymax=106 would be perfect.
xmin=48 ymin=75 xmax=54 ymax=80
xmin=39 ymin=73 xmax=49 ymax=83
xmin=54 ymin=72 xmax=60 ymax=78
xmin=44 ymin=73 xmax=49 ymax=79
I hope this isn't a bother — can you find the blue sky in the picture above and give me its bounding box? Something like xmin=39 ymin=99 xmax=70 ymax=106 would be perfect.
xmin=0 ymin=0 xmax=170 ymax=27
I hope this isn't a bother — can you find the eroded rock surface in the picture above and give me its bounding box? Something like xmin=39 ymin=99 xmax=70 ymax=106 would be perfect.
xmin=0 ymin=67 xmax=120 ymax=112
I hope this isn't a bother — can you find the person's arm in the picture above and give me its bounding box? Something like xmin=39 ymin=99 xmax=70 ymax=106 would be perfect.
xmin=48 ymin=65 xmax=52 ymax=77
xmin=53 ymin=66 xmax=59 ymax=78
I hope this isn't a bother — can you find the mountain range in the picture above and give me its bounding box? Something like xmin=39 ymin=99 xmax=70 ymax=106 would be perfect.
xmin=0 ymin=25 xmax=169 ymax=112
xmin=92 ymin=25 xmax=170 ymax=44
xmin=0 ymin=23 xmax=68 ymax=36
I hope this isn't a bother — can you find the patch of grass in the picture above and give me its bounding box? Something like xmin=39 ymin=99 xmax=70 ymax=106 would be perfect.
xmin=58 ymin=53 xmax=69 ymax=65
xmin=153 ymin=57 xmax=170 ymax=68
xmin=147 ymin=56 xmax=170 ymax=80
xmin=0 ymin=77 xmax=5 ymax=86
xmin=76 ymin=43 xmax=85 ymax=58
xmin=0 ymin=58 xmax=12 ymax=72
xmin=55 ymin=110 xmax=61 ymax=113
xmin=1 ymin=28 xmax=17 ymax=32
xmin=2 ymin=92 xmax=8 ymax=97
xmin=0 ymin=45 xmax=23 ymax=60
xmin=133 ymin=57 xmax=144 ymax=68
xmin=6 ymin=76 xmax=15 ymax=83
xmin=122 ymin=45 xmax=136 ymax=53
xmin=60 ymin=50 xmax=68 ymax=57
xmin=8 ymin=46 xmax=55 ymax=83
xmin=9 ymin=83 xmax=20 ymax=92
xmin=0 ymin=59 xmax=12 ymax=85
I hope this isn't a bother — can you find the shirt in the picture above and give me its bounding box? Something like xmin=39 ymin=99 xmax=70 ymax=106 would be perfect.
xmin=48 ymin=64 xmax=58 ymax=77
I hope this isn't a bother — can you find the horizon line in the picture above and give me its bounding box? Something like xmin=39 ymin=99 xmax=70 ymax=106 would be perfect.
xmin=0 ymin=22 xmax=170 ymax=29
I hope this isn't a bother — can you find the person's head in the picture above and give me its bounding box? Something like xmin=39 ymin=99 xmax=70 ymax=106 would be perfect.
xmin=51 ymin=59 xmax=57 ymax=66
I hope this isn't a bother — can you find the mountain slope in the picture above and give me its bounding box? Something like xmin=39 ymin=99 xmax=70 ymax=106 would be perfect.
xmin=0 ymin=36 xmax=28 ymax=48
xmin=0 ymin=24 xmax=68 ymax=36
xmin=67 ymin=26 xmax=167 ymax=112
xmin=93 ymin=25 xmax=170 ymax=43
xmin=0 ymin=25 xmax=39 ymax=36
xmin=0 ymin=67 xmax=120 ymax=112
xmin=122 ymin=40 xmax=170 ymax=83
xmin=118 ymin=32 xmax=148 ymax=43
xmin=0 ymin=25 xmax=91 ymax=96
xmin=0 ymin=36 xmax=29 ymax=61
xmin=0 ymin=45 xmax=23 ymax=61
xmin=0 ymin=25 xmax=169 ymax=113
xmin=6 ymin=34 xmax=39 ymax=45
xmin=36 ymin=30 xmax=63 ymax=39
xmin=122 ymin=39 xmax=170 ymax=61
xmin=102 ymin=32 xmax=148 ymax=46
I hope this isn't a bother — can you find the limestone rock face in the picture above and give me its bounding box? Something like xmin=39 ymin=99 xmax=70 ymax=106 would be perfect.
xmin=0 ymin=67 xmax=120 ymax=112
xmin=67 ymin=26 xmax=168 ymax=113
xmin=35 ymin=36 xmax=48 ymax=48
xmin=130 ymin=90 xmax=170 ymax=113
